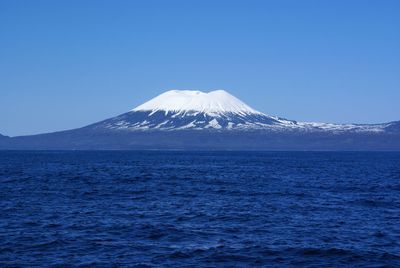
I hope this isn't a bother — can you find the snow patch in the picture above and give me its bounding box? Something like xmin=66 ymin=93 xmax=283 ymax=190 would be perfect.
xmin=205 ymin=119 xmax=222 ymax=129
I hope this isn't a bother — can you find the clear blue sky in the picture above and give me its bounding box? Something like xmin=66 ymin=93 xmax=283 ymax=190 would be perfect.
xmin=1 ymin=0 xmax=399 ymax=136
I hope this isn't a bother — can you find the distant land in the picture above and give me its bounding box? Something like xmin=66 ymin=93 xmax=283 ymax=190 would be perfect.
xmin=1 ymin=90 xmax=399 ymax=150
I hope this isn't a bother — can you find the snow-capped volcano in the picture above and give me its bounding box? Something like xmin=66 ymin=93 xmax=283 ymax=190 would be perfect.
xmin=88 ymin=89 xmax=395 ymax=132
xmin=1 ymin=89 xmax=399 ymax=150
xmin=92 ymin=89 xmax=296 ymax=131
xmin=132 ymin=89 xmax=262 ymax=116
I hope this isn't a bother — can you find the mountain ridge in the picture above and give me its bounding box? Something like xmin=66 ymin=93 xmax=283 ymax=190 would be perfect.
xmin=1 ymin=89 xmax=399 ymax=150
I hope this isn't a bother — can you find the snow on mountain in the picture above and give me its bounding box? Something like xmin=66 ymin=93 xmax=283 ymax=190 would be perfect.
xmin=132 ymin=89 xmax=262 ymax=116
xmin=94 ymin=109 xmax=296 ymax=131
xmin=89 ymin=89 xmax=391 ymax=133
xmin=296 ymin=121 xmax=388 ymax=133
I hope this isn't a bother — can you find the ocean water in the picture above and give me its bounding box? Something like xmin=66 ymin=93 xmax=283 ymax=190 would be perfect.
xmin=0 ymin=151 xmax=399 ymax=267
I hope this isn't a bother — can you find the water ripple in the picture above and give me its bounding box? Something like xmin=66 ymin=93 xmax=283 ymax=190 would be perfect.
xmin=0 ymin=151 xmax=399 ymax=267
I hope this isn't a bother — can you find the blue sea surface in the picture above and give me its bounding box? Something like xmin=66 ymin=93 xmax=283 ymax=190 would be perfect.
xmin=0 ymin=151 xmax=399 ymax=267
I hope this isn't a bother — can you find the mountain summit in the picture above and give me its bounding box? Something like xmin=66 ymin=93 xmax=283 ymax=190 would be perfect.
xmin=1 ymin=89 xmax=399 ymax=150
xmin=132 ymin=89 xmax=261 ymax=116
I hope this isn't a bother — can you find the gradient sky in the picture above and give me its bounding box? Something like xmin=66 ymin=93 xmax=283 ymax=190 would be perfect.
xmin=1 ymin=0 xmax=399 ymax=136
